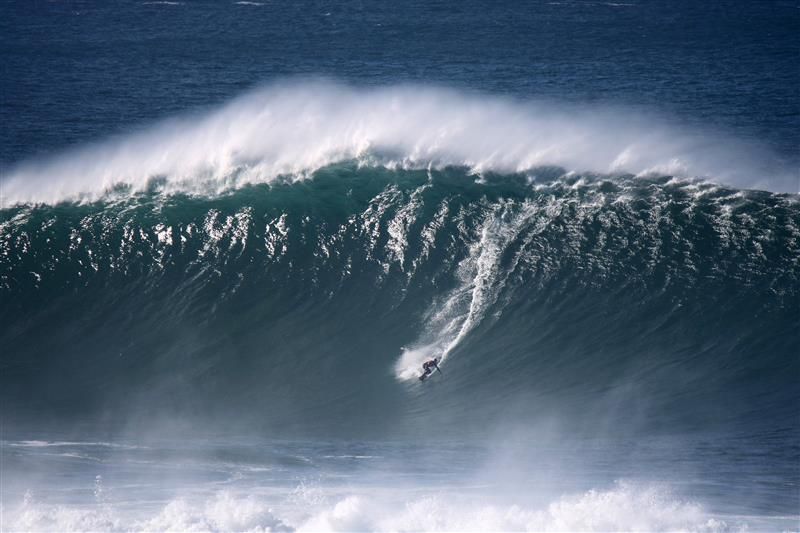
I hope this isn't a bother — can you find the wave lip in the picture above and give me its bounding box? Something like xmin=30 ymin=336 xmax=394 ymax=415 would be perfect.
xmin=3 ymin=80 xmax=796 ymax=206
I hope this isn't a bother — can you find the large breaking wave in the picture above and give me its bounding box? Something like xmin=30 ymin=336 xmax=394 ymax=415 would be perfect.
xmin=2 ymin=157 xmax=798 ymax=437
xmin=1 ymin=82 xmax=798 ymax=440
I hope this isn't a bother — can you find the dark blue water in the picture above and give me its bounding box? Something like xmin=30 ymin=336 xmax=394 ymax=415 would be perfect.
xmin=1 ymin=1 xmax=798 ymax=531
xmin=3 ymin=0 xmax=799 ymax=164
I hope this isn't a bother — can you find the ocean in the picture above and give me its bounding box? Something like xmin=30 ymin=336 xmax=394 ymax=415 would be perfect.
xmin=1 ymin=1 xmax=798 ymax=531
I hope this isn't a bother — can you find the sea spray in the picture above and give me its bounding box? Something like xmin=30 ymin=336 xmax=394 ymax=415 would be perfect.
xmin=2 ymin=82 xmax=796 ymax=205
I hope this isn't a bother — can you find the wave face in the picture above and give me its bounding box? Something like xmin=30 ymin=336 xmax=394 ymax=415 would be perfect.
xmin=1 ymin=164 xmax=798 ymax=437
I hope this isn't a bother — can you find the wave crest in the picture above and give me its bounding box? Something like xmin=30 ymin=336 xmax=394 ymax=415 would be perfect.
xmin=3 ymin=80 xmax=795 ymax=205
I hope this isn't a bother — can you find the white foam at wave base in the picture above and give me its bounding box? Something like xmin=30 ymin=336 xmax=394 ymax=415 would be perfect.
xmin=140 ymin=492 xmax=289 ymax=532
xmin=9 ymin=491 xmax=121 ymax=532
xmin=8 ymin=491 xmax=290 ymax=533
xmin=2 ymin=80 xmax=794 ymax=205
xmin=297 ymin=485 xmax=733 ymax=532
xmin=6 ymin=483 xmax=743 ymax=532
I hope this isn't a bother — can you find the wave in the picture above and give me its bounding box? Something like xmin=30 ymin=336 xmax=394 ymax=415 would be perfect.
xmin=1 ymin=81 xmax=796 ymax=206
xmin=1 ymin=165 xmax=797 ymax=437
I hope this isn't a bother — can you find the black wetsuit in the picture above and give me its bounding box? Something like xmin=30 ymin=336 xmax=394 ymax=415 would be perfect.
xmin=420 ymin=360 xmax=439 ymax=380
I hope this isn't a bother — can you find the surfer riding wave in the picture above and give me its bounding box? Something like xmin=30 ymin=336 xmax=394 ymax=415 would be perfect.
xmin=419 ymin=358 xmax=441 ymax=382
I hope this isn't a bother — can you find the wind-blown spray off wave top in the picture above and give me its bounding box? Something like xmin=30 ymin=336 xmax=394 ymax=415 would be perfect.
xmin=1 ymin=81 xmax=796 ymax=205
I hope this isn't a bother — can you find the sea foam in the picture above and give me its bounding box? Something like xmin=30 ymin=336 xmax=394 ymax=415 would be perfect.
xmin=7 ymin=482 xmax=741 ymax=532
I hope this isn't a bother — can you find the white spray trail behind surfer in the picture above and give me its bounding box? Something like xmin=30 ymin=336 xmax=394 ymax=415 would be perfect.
xmin=395 ymin=200 xmax=540 ymax=381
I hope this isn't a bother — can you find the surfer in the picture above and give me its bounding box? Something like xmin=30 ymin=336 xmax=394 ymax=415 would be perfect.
xmin=419 ymin=357 xmax=441 ymax=381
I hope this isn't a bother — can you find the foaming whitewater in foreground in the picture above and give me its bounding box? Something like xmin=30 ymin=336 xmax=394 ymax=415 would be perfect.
xmin=2 ymin=80 xmax=795 ymax=205
xmin=6 ymin=483 xmax=737 ymax=532
xmin=295 ymin=485 xmax=732 ymax=533
xmin=5 ymin=436 xmax=795 ymax=533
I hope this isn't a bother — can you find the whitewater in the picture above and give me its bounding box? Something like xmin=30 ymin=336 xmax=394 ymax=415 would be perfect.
xmin=3 ymin=437 xmax=795 ymax=532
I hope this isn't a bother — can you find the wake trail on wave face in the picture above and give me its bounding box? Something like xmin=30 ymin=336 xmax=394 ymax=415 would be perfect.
xmin=395 ymin=199 xmax=537 ymax=381
xmin=2 ymin=80 xmax=796 ymax=205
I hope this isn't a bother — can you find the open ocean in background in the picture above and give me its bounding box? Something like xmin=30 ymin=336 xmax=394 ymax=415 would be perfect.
xmin=1 ymin=1 xmax=798 ymax=531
